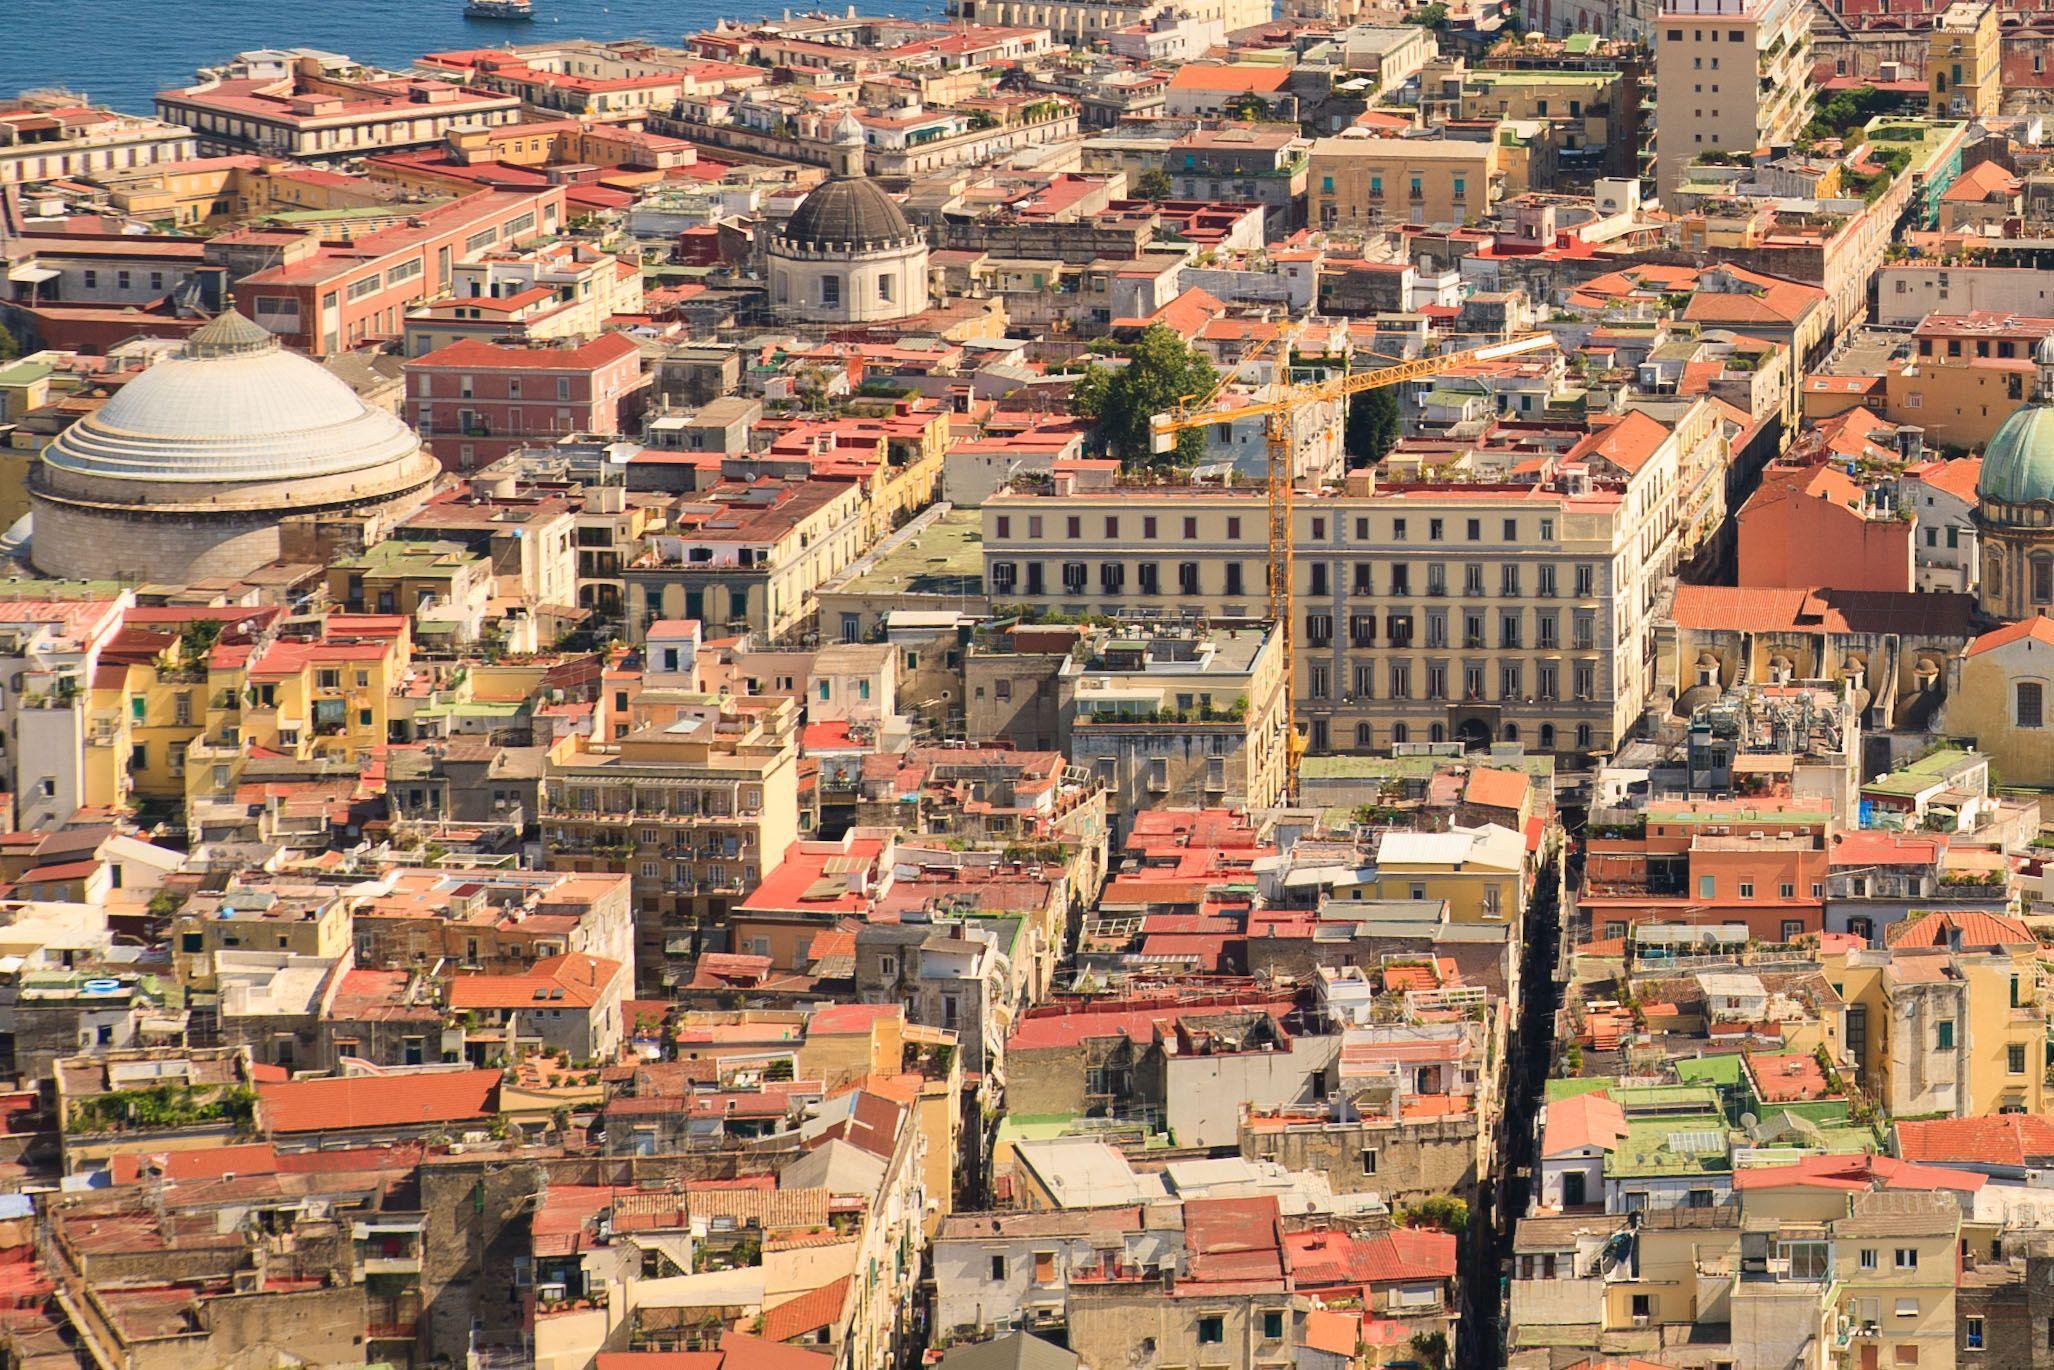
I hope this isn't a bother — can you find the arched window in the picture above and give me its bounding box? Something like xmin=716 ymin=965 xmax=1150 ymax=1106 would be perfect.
xmin=1430 ymin=723 xmax=1445 ymax=743
xmin=1355 ymin=722 xmax=1373 ymax=748
xmin=1539 ymin=723 xmax=1557 ymax=749
xmin=1391 ymin=723 xmax=1409 ymax=744
xmin=1502 ymin=723 xmax=1519 ymax=742
xmin=1576 ymin=723 xmax=1594 ymax=750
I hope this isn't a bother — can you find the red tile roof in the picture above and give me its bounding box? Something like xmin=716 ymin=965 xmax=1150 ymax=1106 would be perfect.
xmin=447 ymin=952 xmax=623 ymax=1010
xmin=1965 ymin=615 xmax=2054 ymax=657
xmin=1886 ymin=910 xmax=2033 ymax=950
xmin=1540 ymin=1091 xmax=1627 ymax=1158
xmin=759 ymin=1276 xmax=850 ymax=1344
xmin=1463 ymin=766 xmax=1530 ymax=812
xmin=258 ymin=1069 xmax=499 ymax=1135
xmin=411 ymin=333 xmax=640 ymax=372
xmin=1896 ymin=1113 xmax=2054 ymax=1168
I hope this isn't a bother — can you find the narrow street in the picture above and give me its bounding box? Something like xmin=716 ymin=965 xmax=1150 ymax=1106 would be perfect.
xmin=1459 ymin=842 xmax=1571 ymax=1370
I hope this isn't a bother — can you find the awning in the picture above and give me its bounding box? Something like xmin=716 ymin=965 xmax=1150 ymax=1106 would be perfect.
xmin=6 ymin=266 xmax=59 ymax=285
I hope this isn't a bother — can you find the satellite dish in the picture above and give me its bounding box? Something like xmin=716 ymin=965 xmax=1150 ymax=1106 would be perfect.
xmin=1739 ymin=1112 xmax=1759 ymax=1132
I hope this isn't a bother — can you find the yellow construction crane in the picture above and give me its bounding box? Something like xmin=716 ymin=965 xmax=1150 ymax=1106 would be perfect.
xmin=1147 ymin=331 xmax=1557 ymax=801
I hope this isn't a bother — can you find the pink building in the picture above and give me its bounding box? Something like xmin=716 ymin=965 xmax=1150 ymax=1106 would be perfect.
xmin=229 ymin=187 xmax=565 ymax=356
xmin=405 ymin=332 xmax=646 ymax=469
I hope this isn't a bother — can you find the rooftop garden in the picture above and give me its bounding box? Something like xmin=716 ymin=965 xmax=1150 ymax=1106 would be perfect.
xmin=66 ymin=1084 xmax=257 ymax=1136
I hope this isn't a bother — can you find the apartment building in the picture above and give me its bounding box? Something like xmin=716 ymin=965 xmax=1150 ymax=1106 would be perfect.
xmin=1307 ymin=134 xmax=1500 ymax=229
xmin=540 ymin=695 xmax=800 ymax=993
xmin=1652 ymin=0 xmax=1813 ymax=202
xmin=982 ymin=460 xmax=1678 ymax=758
xmin=1060 ymin=622 xmax=1290 ymax=836
xmin=156 ymin=55 xmax=520 ymax=162
xmin=405 ymin=334 xmax=646 ymax=469
xmin=0 ymin=98 xmax=196 ymax=186
xmin=624 ymin=479 xmax=869 ymax=643
xmin=1825 ymin=913 xmax=2052 ymax=1119
xmin=230 ymin=187 xmax=565 ymax=355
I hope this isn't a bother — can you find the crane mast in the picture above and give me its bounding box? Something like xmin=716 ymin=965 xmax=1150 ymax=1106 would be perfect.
xmin=1148 ymin=332 xmax=1556 ymax=802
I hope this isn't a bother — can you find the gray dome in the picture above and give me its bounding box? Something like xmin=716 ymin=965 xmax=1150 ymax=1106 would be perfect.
xmin=781 ymin=177 xmax=917 ymax=251
xmin=42 ymin=310 xmax=424 ymax=492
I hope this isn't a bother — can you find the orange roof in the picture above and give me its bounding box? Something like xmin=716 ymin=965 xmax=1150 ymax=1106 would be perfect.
xmin=1684 ymin=266 xmax=1825 ymax=327
xmin=1941 ymin=158 xmax=2022 ymax=203
xmin=1540 ymin=1091 xmax=1627 ymax=1158
xmin=1463 ymin=766 xmax=1530 ymax=812
xmin=1570 ymin=410 xmax=1669 ymax=475
xmin=1896 ymin=1113 xmax=2054 ymax=1168
xmin=1167 ymin=65 xmax=1292 ymax=94
xmin=1908 ymin=456 xmax=1980 ymax=504
xmin=1886 ymin=909 xmax=2033 ymax=950
xmin=447 ymin=953 xmax=623 ymax=1010
xmin=760 ymin=1276 xmax=851 ymax=1344
xmin=1965 ymin=614 xmax=2054 ymax=657
xmin=258 ymin=1069 xmax=499 ymax=1134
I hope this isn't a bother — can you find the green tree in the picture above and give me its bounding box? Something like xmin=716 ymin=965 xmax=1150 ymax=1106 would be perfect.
xmin=1346 ymin=386 xmax=1401 ymax=464
xmin=1403 ymin=2 xmax=1450 ymax=24
xmin=1400 ymin=1195 xmax=1469 ymax=1233
xmin=0 ymin=326 xmax=18 ymax=363
xmin=1067 ymin=324 xmax=1219 ymax=468
xmin=1804 ymin=84 xmax=1892 ymax=142
xmin=1135 ymin=167 xmax=1174 ymax=200
xmin=1224 ymin=92 xmax=1272 ymax=121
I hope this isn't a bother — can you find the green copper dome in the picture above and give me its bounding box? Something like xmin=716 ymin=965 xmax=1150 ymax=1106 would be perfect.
xmin=1982 ymin=336 xmax=2054 ymax=507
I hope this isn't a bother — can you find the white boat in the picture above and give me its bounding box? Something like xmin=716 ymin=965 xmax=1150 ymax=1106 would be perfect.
xmin=466 ymin=0 xmax=535 ymax=19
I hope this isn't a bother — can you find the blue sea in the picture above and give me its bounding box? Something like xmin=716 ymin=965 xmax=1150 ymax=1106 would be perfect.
xmin=1 ymin=0 xmax=939 ymax=116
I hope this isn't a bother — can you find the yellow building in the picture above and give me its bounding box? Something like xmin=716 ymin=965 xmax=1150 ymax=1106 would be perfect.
xmin=1307 ymin=134 xmax=1501 ymax=229
xmin=1930 ymin=0 xmax=2000 ymax=119
xmin=1943 ymin=617 xmax=2054 ymax=789
xmin=181 ymin=621 xmax=411 ymax=828
xmin=1458 ymin=70 xmax=1621 ymax=161
xmin=1882 ymin=354 xmax=2035 ymax=453
xmin=1346 ymin=823 xmax=1527 ymax=924
xmin=1824 ymin=912 xmax=2051 ymax=1118
xmin=541 ymin=693 xmax=801 ymax=993
xmin=624 ymin=479 xmax=868 ymax=642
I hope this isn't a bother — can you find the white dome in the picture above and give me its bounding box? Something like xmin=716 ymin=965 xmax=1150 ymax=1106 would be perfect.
xmin=42 ymin=312 xmax=423 ymax=490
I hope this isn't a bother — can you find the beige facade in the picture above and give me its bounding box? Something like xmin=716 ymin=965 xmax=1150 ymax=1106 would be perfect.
xmin=1653 ymin=0 xmax=1813 ymax=201
xmin=1061 ymin=623 xmax=1290 ymax=835
xmin=1307 ymin=135 xmax=1500 ymax=229
xmin=983 ymin=462 xmax=1680 ymax=758
xmin=540 ymin=695 xmax=800 ymax=993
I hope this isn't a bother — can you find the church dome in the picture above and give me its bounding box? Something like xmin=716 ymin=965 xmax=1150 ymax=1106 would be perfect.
xmin=1979 ymin=334 xmax=2054 ymax=507
xmin=28 ymin=310 xmax=437 ymax=584
xmin=780 ymin=177 xmax=918 ymax=251
xmin=41 ymin=309 xmax=423 ymax=495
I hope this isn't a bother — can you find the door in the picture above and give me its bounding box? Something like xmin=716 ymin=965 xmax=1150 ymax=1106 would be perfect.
xmin=1562 ymin=1171 xmax=1587 ymax=1207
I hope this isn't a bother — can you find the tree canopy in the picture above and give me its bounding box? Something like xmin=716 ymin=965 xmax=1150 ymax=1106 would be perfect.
xmin=1805 ymin=85 xmax=1893 ymax=142
xmin=1346 ymin=387 xmax=1401 ymax=465
xmin=1068 ymin=324 xmax=1220 ymax=468
xmin=1135 ymin=167 xmax=1174 ymax=200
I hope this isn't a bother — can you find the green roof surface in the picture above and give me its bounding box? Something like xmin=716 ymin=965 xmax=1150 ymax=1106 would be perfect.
xmin=835 ymin=509 xmax=984 ymax=598
xmin=1675 ymin=1056 xmax=1744 ymax=1088
xmin=1606 ymin=1113 xmax=1733 ymax=1178
xmin=1863 ymin=748 xmax=1982 ymax=796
